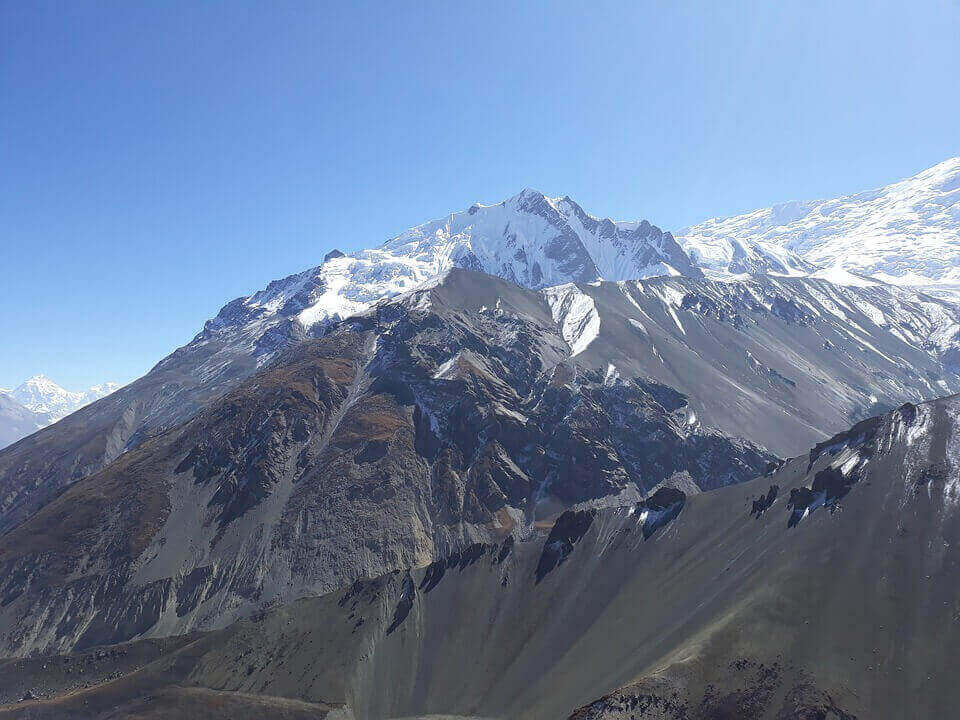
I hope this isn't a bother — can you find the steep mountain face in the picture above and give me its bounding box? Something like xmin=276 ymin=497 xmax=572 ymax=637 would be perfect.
xmin=9 ymin=375 xmax=119 ymax=425
xmin=1 ymin=270 xmax=960 ymax=661
xmin=0 ymin=393 xmax=43 ymax=450
xmin=679 ymin=156 xmax=960 ymax=299
xmin=0 ymin=270 xmax=771 ymax=658
xmin=3 ymin=268 xmax=959 ymax=537
xmin=0 ymin=190 xmax=698 ymax=530
xmin=0 ymin=335 xmax=275 ymax=533
xmin=4 ymin=397 xmax=960 ymax=719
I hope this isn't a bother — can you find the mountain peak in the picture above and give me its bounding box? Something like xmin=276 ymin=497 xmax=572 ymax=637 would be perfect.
xmin=511 ymin=186 xmax=548 ymax=201
xmin=22 ymin=373 xmax=57 ymax=384
xmin=908 ymin=154 xmax=960 ymax=191
xmin=208 ymin=190 xmax=702 ymax=344
xmin=16 ymin=374 xmax=66 ymax=395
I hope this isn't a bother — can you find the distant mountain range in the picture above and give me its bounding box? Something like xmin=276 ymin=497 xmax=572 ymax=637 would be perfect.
xmin=0 ymin=376 xmax=119 ymax=449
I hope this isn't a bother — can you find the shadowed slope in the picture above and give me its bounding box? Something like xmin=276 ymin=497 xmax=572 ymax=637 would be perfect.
xmin=3 ymin=398 xmax=960 ymax=718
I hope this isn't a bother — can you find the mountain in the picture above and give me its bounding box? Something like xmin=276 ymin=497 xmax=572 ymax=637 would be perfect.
xmin=8 ymin=375 xmax=120 ymax=426
xmin=4 ymin=185 xmax=959 ymax=536
xmin=0 ymin=185 xmax=955 ymax=546
xmin=0 ymin=191 xmax=705 ymax=529
xmin=679 ymin=156 xmax=960 ymax=299
xmin=1 ymin=269 xmax=959 ymax=661
xmin=199 ymin=188 xmax=700 ymax=350
xmin=0 ymin=393 xmax=43 ymax=450
xmin=2 ymin=396 xmax=958 ymax=719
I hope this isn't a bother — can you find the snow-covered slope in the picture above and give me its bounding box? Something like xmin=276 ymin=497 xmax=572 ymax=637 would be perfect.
xmin=679 ymin=157 xmax=960 ymax=299
xmin=9 ymin=375 xmax=120 ymax=425
xmin=199 ymin=189 xmax=700 ymax=348
xmin=682 ymin=234 xmax=817 ymax=280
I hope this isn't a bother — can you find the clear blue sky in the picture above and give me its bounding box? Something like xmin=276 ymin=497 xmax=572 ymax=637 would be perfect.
xmin=3 ymin=0 xmax=959 ymax=390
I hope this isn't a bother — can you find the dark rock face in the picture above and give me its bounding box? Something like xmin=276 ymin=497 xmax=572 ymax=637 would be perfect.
xmin=636 ymin=487 xmax=686 ymax=539
xmin=788 ymin=402 xmax=924 ymax=528
xmin=386 ymin=573 xmax=415 ymax=634
xmin=535 ymin=509 xmax=596 ymax=583
xmin=751 ymin=484 xmax=779 ymax=518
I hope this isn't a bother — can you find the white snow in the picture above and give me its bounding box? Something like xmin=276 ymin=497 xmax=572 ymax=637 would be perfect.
xmin=432 ymin=355 xmax=461 ymax=380
xmin=9 ymin=375 xmax=120 ymax=425
xmin=679 ymin=157 xmax=960 ymax=301
xmin=203 ymin=189 xmax=695 ymax=347
xmin=839 ymin=452 xmax=861 ymax=475
xmin=666 ymin=305 xmax=686 ymax=335
xmin=544 ymin=285 xmax=601 ymax=357
xmin=682 ymin=234 xmax=812 ymax=278
xmin=603 ymin=363 xmax=620 ymax=386
xmin=811 ymin=266 xmax=880 ymax=288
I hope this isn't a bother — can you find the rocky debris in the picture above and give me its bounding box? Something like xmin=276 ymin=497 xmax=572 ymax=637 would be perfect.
xmin=568 ymin=659 xmax=858 ymax=720
xmin=0 ymin=637 xmax=192 ymax=707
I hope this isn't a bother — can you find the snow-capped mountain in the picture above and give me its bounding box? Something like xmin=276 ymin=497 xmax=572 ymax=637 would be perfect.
xmin=679 ymin=157 xmax=960 ymax=299
xmin=199 ymin=189 xmax=700 ymax=344
xmin=9 ymin=375 xmax=120 ymax=426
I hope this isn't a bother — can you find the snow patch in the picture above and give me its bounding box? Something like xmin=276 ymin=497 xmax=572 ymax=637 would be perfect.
xmin=544 ymin=285 xmax=601 ymax=357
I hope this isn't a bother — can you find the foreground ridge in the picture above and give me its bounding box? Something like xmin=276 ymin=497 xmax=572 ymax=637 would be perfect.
xmin=3 ymin=395 xmax=960 ymax=718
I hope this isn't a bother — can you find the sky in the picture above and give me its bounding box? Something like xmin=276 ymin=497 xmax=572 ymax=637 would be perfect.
xmin=2 ymin=0 xmax=959 ymax=390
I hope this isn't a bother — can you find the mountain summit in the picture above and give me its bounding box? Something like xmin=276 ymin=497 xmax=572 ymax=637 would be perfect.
xmin=199 ymin=189 xmax=701 ymax=344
